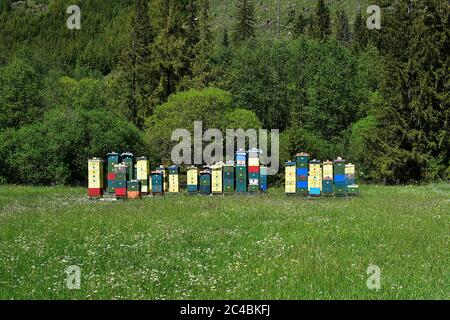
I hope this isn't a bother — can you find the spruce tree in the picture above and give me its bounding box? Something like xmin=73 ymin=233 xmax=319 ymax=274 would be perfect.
xmin=152 ymin=0 xmax=192 ymax=101
xmin=293 ymin=10 xmax=308 ymax=37
xmin=190 ymin=0 xmax=213 ymax=88
xmin=233 ymin=0 xmax=256 ymax=44
xmin=335 ymin=9 xmax=351 ymax=46
xmin=372 ymin=0 xmax=449 ymax=182
xmin=313 ymin=0 xmax=331 ymax=41
xmin=222 ymin=27 xmax=230 ymax=48
xmin=115 ymin=0 xmax=155 ymax=129
xmin=352 ymin=10 xmax=368 ymax=51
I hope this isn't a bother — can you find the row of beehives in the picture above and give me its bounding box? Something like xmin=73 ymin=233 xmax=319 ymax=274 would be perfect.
xmin=87 ymin=149 xmax=269 ymax=199
xmin=285 ymin=153 xmax=359 ymax=197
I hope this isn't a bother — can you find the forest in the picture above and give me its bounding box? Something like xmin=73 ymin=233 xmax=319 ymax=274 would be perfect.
xmin=0 ymin=0 xmax=448 ymax=186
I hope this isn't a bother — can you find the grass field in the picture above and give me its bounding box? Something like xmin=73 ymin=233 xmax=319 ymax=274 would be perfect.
xmin=0 ymin=184 xmax=448 ymax=300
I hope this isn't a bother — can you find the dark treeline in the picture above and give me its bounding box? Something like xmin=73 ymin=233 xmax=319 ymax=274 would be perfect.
xmin=0 ymin=0 xmax=448 ymax=185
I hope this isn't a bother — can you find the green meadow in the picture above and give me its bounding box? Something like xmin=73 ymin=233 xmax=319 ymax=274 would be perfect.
xmin=0 ymin=184 xmax=448 ymax=300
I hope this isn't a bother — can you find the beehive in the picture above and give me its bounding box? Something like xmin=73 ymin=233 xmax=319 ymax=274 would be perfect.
xmin=285 ymin=161 xmax=296 ymax=195
xmin=121 ymin=152 xmax=134 ymax=181
xmin=334 ymin=157 xmax=346 ymax=197
xmin=223 ymin=161 xmax=235 ymax=194
xmin=235 ymin=165 xmax=247 ymax=193
xmin=151 ymin=170 xmax=164 ymax=195
xmin=345 ymin=163 xmax=356 ymax=189
xmin=113 ymin=163 xmax=128 ymax=198
xmin=211 ymin=164 xmax=223 ymax=195
xmin=260 ymin=166 xmax=268 ymax=192
xmin=323 ymin=160 xmax=333 ymax=180
xmin=308 ymin=160 xmax=322 ymax=197
xmin=347 ymin=184 xmax=360 ymax=196
xmin=127 ymin=180 xmax=141 ymax=199
xmin=168 ymin=165 xmax=180 ymax=193
xmin=88 ymin=158 xmax=104 ymax=198
xmin=235 ymin=149 xmax=247 ymax=167
xmin=187 ymin=166 xmax=199 ymax=194
xmin=199 ymin=170 xmax=211 ymax=195
xmin=136 ymin=157 xmax=150 ymax=195
xmin=106 ymin=152 xmax=120 ymax=193
xmin=248 ymin=148 xmax=260 ymax=193
xmin=295 ymin=153 xmax=309 ymax=196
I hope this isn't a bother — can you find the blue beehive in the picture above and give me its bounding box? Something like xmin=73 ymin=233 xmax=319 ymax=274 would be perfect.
xmin=260 ymin=166 xmax=268 ymax=192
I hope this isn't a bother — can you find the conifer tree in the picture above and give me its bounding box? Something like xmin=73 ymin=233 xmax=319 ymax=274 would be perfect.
xmin=352 ymin=10 xmax=368 ymax=51
xmin=313 ymin=0 xmax=331 ymax=41
xmin=115 ymin=0 xmax=155 ymax=129
xmin=335 ymin=9 xmax=351 ymax=46
xmin=293 ymin=10 xmax=308 ymax=37
xmin=152 ymin=0 xmax=192 ymax=101
xmin=222 ymin=27 xmax=230 ymax=48
xmin=371 ymin=0 xmax=450 ymax=182
xmin=190 ymin=0 xmax=213 ymax=88
xmin=233 ymin=0 xmax=256 ymax=44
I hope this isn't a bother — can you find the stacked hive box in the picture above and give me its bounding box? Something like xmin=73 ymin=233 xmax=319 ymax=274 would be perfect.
xmin=127 ymin=180 xmax=141 ymax=199
xmin=223 ymin=161 xmax=235 ymax=194
xmin=260 ymin=166 xmax=268 ymax=192
xmin=187 ymin=166 xmax=199 ymax=194
xmin=121 ymin=152 xmax=134 ymax=181
xmin=322 ymin=160 xmax=334 ymax=196
xmin=106 ymin=152 xmax=120 ymax=193
xmin=168 ymin=165 xmax=180 ymax=193
xmin=211 ymin=164 xmax=223 ymax=195
xmin=345 ymin=163 xmax=359 ymax=196
xmin=308 ymin=160 xmax=322 ymax=197
xmin=345 ymin=164 xmax=356 ymax=187
xmin=88 ymin=158 xmax=104 ymax=198
xmin=296 ymin=153 xmax=309 ymax=196
xmin=114 ymin=163 xmax=128 ymax=198
xmin=136 ymin=157 xmax=150 ymax=195
xmin=235 ymin=150 xmax=247 ymax=193
xmin=151 ymin=169 xmax=164 ymax=195
xmin=161 ymin=167 xmax=169 ymax=193
xmin=248 ymin=148 xmax=260 ymax=193
xmin=199 ymin=169 xmax=211 ymax=195
xmin=285 ymin=161 xmax=296 ymax=195
xmin=333 ymin=158 xmax=346 ymax=197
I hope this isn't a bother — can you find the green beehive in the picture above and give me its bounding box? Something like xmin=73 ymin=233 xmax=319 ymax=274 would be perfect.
xmin=223 ymin=162 xmax=235 ymax=194
xmin=127 ymin=180 xmax=140 ymax=191
xmin=347 ymin=184 xmax=360 ymax=196
xmin=235 ymin=166 xmax=247 ymax=193
xmin=121 ymin=152 xmax=134 ymax=181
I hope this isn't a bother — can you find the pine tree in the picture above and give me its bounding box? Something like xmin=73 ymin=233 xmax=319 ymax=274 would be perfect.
xmin=335 ymin=9 xmax=351 ymax=46
xmin=372 ymin=0 xmax=450 ymax=183
xmin=222 ymin=27 xmax=230 ymax=48
xmin=233 ymin=0 xmax=256 ymax=44
xmin=313 ymin=0 xmax=331 ymax=41
xmin=0 ymin=0 xmax=10 ymax=14
xmin=352 ymin=11 xmax=368 ymax=51
xmin=190 ymin=0 xmax=213 ymax=88
xmin=152 ymin=0 xmax=192 ymax=101
xmin=293 ymin=10 xmax=308 ymax=37
xmin=115 ymin=0 xmax=155 ymax=129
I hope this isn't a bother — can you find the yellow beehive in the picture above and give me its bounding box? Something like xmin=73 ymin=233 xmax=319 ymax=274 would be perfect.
xmin=211 ymin=164 xmax=223 ymax=194
xmin=88 ymin=158 xmax=104 ymax=189
xmin=345 ymin=164 xmax=355 ymax=175
xmin=187 ymin=167 xmax=199 ymax=185
xmin=285 ymin=163 xmax=296 ymax=194
xmin=308 ymin=161 xmax=322 ymax=191
xmin=136 ymin=158 xmax=149 ymax=180
xmin=168 ymin=175 xmax=179 ymax=193
xmin=248 ymin=158 xmax=259 ymax=167
xmin=323 ymin=160 xmax=333 ymax=179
